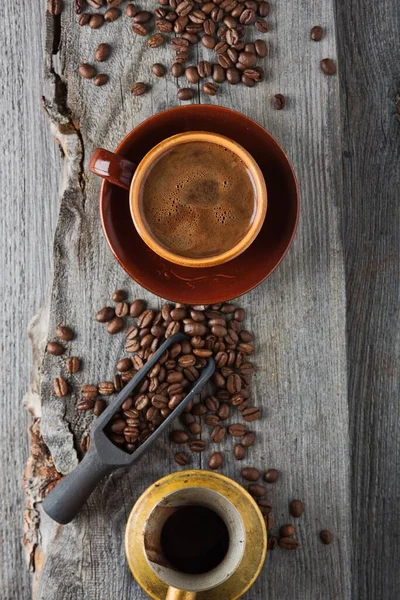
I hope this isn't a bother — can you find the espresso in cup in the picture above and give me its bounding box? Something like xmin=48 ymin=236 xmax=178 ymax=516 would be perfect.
xmin=140 ymin=141 xmax=257 ymax=260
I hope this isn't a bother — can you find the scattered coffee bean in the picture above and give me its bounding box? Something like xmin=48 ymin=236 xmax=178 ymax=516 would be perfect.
xmin=255 ymin=18 xmax=268 ymax=32
xmin=203 ymin=82 xmax=218 ymax=95
xmin=268 ymin=535 xmax=278 ymax=550
xmin=66 ymin=356 xmax=80 ymax=373
xmin=264 ymin=513 xmax=275 ymax=531
xmin=107 ymin=317 xmax=124 ymax=334
xmin=185 ymin=66 xmax=200 ymax=84
xmin=320 ymin=58 xmax=337 ymax=75
xmin=242 ymin=407 xmax=261 ymax=422
xmin=320 ymin=530 xmax=333 ymax=545
xmin=48 ymin=0 xmax=62 ymax=16
xmin=234 ymin=444 xmax=246 ymax=460
xmin=248 ymin=483 xmax=266 ymax=497
xmin=112 ymin=290 xmax=126 ymax=302
xmin=170 ymin=430 xmax=189 ymax=444
xmin=95 ymin=43 xmax=111 ymax=62
xmin=290 ymin=499 xmax=304 ymax=518
xmin=132 ymin=23 xmax=147 ymax=35
xmin=133 ymin=10 xmax=152 ymax=23
xmin=264 ymin=468 xmax=279 ymax=483
xmin=148 ymin=33 xmax=165 ymax=48
xmin=152 ymin=63 xmax=166 ymax=77
xmin=46 ymin=341 xmax=65 ymax=356
xmin=78 ymin=63 xmax=96 ymax=80
xmin=96 ymin=306 xmax=115 ymax=322
xmin=54 ymin=377 xmax=68 ymax=397
xmin=310 ymin=25 xmax=323 ymax=41
xmin=104 ymin=7 xmax=121 ymax=21
xmin=125 ymin=3 xmax=137 ymax=17
xmin=205 ymin=414 xmax=220 ymax=427
xmin=241 ymin=431 xmax=256 ymax=447
xmin=98 ymin=381 xmax=114 ymax=395
xmin=89 ymin=14 xmax=104 ymax=29
xmin=228 ymin=423 xmax=246 ymax=437
xmin=87 ymin=0 xmax=103 ymax=7
xmin=212 ymin=64 xmax=226 ymax=83
xmin=208 ymin=452 xmax=223 ymax=469
xmin=171 ymin=62 xmax=184 ymax=77
xmin=80 ymin=433 xmax=90 ymax=454
xmin=130 ymin=299 xmax=146 ymax=317
xmin=258 ymin=499 xmax=273 ymax=515
xmin=131 ymin=82 xmax=147 ymax=96
xmin=78 ymin=13 xmax=91 ymax=26
xmin=175 ymin=451 xmax=190 ymax=466
xmin=81 ymin=384 xmax=98 ymax=400
xmin=178 ymin=88 xmax=194 ymax=101
xmin=280 ymin=524 xmax=295 ymax=537
xmin=226 ymin=67 xmax=241 ymax=84
xmin=241 ymin=467 xmax=260 ymax=481
xmin=93 ymin=398 xmax=106 ymax=416
xmin=94 ymin=74 xmax=109 ymax=87
xmin=273 ymin=93 xmax=285 ymax=110
xmin=279 ymin=537 xmax=299 ymax=550
xmin=201 ymin=34 xmax=216 ymax=49
xmin=188 ymin=439 xmax=205 ymax=453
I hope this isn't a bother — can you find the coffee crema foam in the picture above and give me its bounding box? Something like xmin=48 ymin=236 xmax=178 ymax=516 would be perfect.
xmin=140 ymin=141 xmax=257 ymax=259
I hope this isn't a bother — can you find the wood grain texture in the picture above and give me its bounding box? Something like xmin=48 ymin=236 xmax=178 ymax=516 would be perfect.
xmin=33 ymin=1 xmax=351 ymax=599
xmin=0 ymin=1 xmax=60 ymax=599
xmin=335 ymin=0 xmax=400 ymax=597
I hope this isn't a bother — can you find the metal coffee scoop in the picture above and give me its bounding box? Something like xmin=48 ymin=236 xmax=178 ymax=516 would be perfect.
xmin=43 ymin=333 xmax=215 ymax=525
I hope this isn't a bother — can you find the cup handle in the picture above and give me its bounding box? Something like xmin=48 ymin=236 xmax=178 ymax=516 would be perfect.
xmin=165 ymin=587 xmax=196 ymax=600
xmin=89 ymin=148 xmax=137 ymax=190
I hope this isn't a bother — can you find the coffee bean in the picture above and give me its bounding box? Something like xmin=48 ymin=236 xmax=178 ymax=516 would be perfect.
xmin=240 ymin=467 xmax=260 ymax=483
xmin=46 ymin=341 xmax=65 ymax=356
xmin=98 ymin=381 xmax=114 ymax=395
xmin=176 ymin=0 xmax=193 ymax=16
xmin=105 ymin=7 xmax=121 ymax=21
xmin=178 ymin=354 xmax=196 ymax=368
xmin=95 ymin=43 xmax=111 ymax=63
xmin=107 ymin=316 xmax=124 ymax=334
xmin=205 ymin=414 xmax=220 ymax=427
xmin=226 ymin=67 xmax=241 ymax=84
xmin=185 ymin=66 xmax=200 ymax=84
xmin=245 ymin=41 xmax=255 ymax=53
xmin=175 ymin=451 xmax=190 ymax=466
xmin=320 ymin=530 xmax=333 ymax=545
xmin=264 ymin=513 xmax=275 ymax=531
xmin=81 ymin=384 xmax=97 ymax=400
xmin=89 ymin=14 xmax=104 ymax=29
xmin=48 ymin=0 xmax=62 ymax=16
xmin=229 ymin=423 xmax=247 ymax=437
xmin=239 ymin=8 xmax=256 ymax=24
xmin=215 ymin=403 xmax=228 ymax=421
xmin=189 ymin=439 xmax=206 ymax=452
xmin=268 ymin=536 xmax=278 ymax=550
xmin=132 ymin=23 xmax=147 ymax=35
xmin=189 ymin=9 xmax=206 ymax=23
xmin=77 ymin=398 xmax=95 ymax=411
xmin=156 ymin=19 xmax=174 ymax=32
xmin=65 ymin=356 xmax=79 ymax=374
xmin=203 ymin=82 xmax=218 ymax=95
xmin=170 ymin=430 xmax=189 ymax=444
xmin=248 ymin=483 xmax=266 ymax=497
xmin=203 ymin=18 xmax=215 ymax=35
xmin=211 ymin=425 xmax=226 ymax=443
xmin=202 ymin=2 xmax=214 ymax=14
xmin=133 ymin=10 xmax=152 ymax=23
xmin=211 ymin=6 xmax=223 ymax=21
xmin=227 ymin=47 xmax=238 ymax=62
xmin=280 ymin=524 xmax=295 ymax=537
xmin=78 ymin=63 xmax=96 ymax=79
xmin=191 ymin=403 xmax=207 ymax=416
xmin=87 ymin=0 xmax=103 ymax=7
xmin=290 ymin=499 xmax=304 ymax=518
xmin=78 ymin=13 xmax=91 ymax=25
xmin=188 ymin=421 xmax=202 ymax=435
xmin=201 ymin=34 xmax=216 ymax=49
xmin=320 ymin=58 xmax=337 ymax=75
xmin=241 ymin=407 xmax=260 ymax=422
xmin=239 ymin=330 xmax=252 ymax=343
xmin=226 ymin=28 xmax=240 ymax=46
xmin=227 ymin=373 xmax=242 ymax=394
xmin=258 ymin=498 xmax=273 ymax=515
xmin=237 ymin=342 xmax=254 ymax=354
xmin=221 ymin=0 xmax=237 ymax=12
xmin=130 ymin=299 xmax=145 ymax=317
xmin=182 ymin=32 xmax=199 ymax=44
xmin=178 ymin=87 xmax=195 ymax=101
xmin=279 ymin=537 xmax=299 ymax=550
xmin=272 ymin=93 xmax=285 ymax=110
xmin=93 ymin=398 xmax=106 ymax=417
xmin=171 ymin=62 xmax=184 ymax=78
xmin=208 ymin=452 xmax=223 ymax=469
xmin=238 ymin=52 xmax=257 ymax=67
xmin=264 ymin=468 xmax=279 ymax=483
xmin=255 ymin=18 xmax=268 ymax=32
xmin=148 ymin=33 xmax=165 ymax=48
xmin=108 ymin=0 xmax=123 ymax=7
xmin=184 ymin=322 xmax=207 ymax=335
xmin=96 ymin=306 xmax=115 ymax=322
xmin=311 ymin=25 xmax=323 ymax=41
xmin=212 ymin=65 xmax=226 ymax=83
xmin=125 ymin=3 xmax=137 ymax=17
xmin=234 ymin=443 xmax=246 ymax=460
xmin=54 ymin=377 xmax=68 ymax=397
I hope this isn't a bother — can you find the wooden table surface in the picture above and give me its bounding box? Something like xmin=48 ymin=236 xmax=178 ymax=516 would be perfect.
xmin=1 ymin=0 xmax=399 ymax=599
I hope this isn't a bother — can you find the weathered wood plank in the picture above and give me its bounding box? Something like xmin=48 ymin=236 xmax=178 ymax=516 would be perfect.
xmin=0 ymin=1 xmax=60 ymax=598
xmin=36 ymin=0 xmax=349 ymax=598
xmin=335 ymin=0 xmax=400 ymax=597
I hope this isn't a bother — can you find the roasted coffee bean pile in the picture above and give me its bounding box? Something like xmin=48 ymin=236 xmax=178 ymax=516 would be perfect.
xmin=92 ymin=293 xmax=260 ymax=454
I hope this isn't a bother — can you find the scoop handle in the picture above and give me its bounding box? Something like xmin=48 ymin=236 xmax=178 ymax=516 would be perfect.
xmin=42 ymin=445 xmax=114 ymax=525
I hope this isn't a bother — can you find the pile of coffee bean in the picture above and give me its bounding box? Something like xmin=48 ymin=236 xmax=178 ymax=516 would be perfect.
xmin=91 ymin=292 xmax=259 ymax=455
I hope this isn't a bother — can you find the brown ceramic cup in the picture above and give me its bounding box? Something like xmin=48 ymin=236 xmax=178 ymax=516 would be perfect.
xmin=89 ymin=131 xmax=267 ymax=268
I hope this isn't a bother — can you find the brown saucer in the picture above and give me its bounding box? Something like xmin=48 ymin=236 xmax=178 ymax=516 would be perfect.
xmin=100 ymin=105 xmax=299 ymax=303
